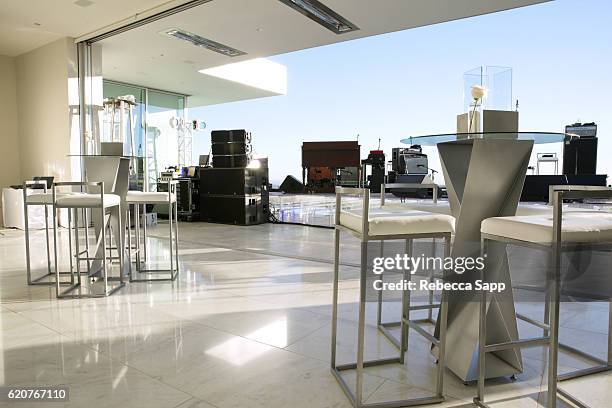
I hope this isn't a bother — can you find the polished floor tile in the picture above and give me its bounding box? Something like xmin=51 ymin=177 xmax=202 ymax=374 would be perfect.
xmin=1 ymin=222 xmax=611 ymax=407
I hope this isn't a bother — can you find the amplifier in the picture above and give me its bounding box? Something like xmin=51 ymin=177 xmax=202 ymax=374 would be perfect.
xmin=200 ymin=194 xmax=266 ymax=225
xmin=212 ymin=154 xmax=249 ymax=168
xmin=212 ymin=142 xmax=248 ymax=155
xmin=211 ymin=129 xmax=250 ymax=144
xmin=158 ymin=178 xmax=200 ymax=221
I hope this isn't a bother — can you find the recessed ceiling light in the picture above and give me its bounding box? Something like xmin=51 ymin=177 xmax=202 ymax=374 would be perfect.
xmin=74 ymin=0 xmax=95 ymax=8
xmin=162 ymin=29 xmax=245 ymax=57
xmin=278 ymin=0 xmax=358 ymax=34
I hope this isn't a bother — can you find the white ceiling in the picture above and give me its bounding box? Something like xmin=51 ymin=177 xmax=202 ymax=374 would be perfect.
xmin=0 ymin=0 xmax=194 ymax=57
xmin=99 ymin=0 xmax=550 ymax=106
xmin=0 ymin=0 xmax=550 ymax=106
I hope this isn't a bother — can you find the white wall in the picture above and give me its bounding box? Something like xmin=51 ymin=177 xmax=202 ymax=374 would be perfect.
xmin=15 ymin=38 xmax=77 ymax=182
xmin=0 ymin=55 xmax=20 ymax=226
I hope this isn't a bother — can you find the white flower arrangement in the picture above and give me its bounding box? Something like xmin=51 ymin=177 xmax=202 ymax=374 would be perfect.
xmin=469 ymin=85 xmax=487 ymax=132
xmin=471 ymin=85 xmax=487 ymax=100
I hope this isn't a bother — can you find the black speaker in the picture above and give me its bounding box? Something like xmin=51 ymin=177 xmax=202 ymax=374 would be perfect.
xmin=212 ymin=154 xmax=249 ymax=168
xmin=563 ymin=138 xmax=598 ymax=175
xmin=577 ymin=138 xmax=597 ymax=174
xmin=212 ymin=143 xmax=247 ymax=155
xmin=200 ymin=167 xmax=268 ymax=195
xmin=563 ymin=141 xmax=577 ymax=176
xmin=200 ymin=195 xmax=266 ymax=225
xmin=211 ymin=129 xmax=249 ymax=143
xmin=563 ymin=122 xmax=598 ymax=175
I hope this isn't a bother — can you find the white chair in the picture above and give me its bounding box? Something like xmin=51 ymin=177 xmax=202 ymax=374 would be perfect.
xmin=126 ymin=181 xmax=178 ymax=282
xmin=475 ymin=185 xmax=612 ymax=408
xmin=331 ymin=187 xmax=453 ymax=408
xmin=52 ymin=181 xmax=125 ymax=298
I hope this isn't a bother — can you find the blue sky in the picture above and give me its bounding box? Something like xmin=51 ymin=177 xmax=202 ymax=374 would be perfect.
xmin=192 ymin=0 xmax=612 ymax=186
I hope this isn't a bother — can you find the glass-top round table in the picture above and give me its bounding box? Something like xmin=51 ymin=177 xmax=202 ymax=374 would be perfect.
xmin=400 ymin=131 xmax=574 ymax=146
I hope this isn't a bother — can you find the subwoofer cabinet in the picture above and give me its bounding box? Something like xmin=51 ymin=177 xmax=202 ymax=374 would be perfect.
xmin=199 ymin=166 xmax=269 ymax=225
xmin=200 ymin=167 xmax=267 ymax=195
xmin=200 ymin=194 xmax=266 ymax=225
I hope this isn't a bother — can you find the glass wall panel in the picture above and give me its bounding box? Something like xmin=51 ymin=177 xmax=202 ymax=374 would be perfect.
xmin=146 ymin=90 xmax=186 ymax=191
xmin=102 ymin=81 xmax=186 ymax=191
xmin=102 ymin=82 xmax=146 ymax=155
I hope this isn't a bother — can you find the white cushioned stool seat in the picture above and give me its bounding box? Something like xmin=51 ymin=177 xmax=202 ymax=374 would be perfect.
xmin=382 ymin=202 xmax=452 ymax=215
xmin=481 ymin=210 xmax=612 ymax=244
xmin=126 ymin=191 xmax=176 ymax=204
xmin=26 ymin=192 xmax=72 ymax=205
xmin=381 ymin=202 xmax=599 ymax=217
xmin=55 ymin=193 xmax=121 ymax=208
xmin=340 ymin=208 xmax=455 ymax=236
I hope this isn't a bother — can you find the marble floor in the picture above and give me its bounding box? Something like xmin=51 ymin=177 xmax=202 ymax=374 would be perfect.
xmin=0 ymin=222 xmax=610 ymax=408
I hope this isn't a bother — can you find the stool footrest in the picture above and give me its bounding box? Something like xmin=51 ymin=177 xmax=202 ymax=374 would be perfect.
xmin=484 ymin=337 xmax=549 ymax=353
xmin=516 ymin=312 xmax=550 ymax=331
xmin=559 ymin=342 xmax=607 ymax=366
xmin=404 ymin=318 xmax=439 ymax=345
xmin=408 ymin=303 xmax=440 ymax=311
xmin=335 ymin=357 xmax=401 ymax=371
xmin=558 ymin=365 xmax=611 ymax=381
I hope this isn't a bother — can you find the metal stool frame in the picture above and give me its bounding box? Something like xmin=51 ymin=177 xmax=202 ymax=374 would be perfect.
xmin=23 ymin=180 xmax=56 ymax=285
xmin=331 ymin=186 xmax=451 ymax=408
xmin=127 ymin=180 xmax=179 ymax=282
xmin=52 ymin=181 xmax=125 ymax=298
xmin=474 ymin=185 xmax=612 ymax=408
xmin=377 ymin=183 xmax=445 ymax=350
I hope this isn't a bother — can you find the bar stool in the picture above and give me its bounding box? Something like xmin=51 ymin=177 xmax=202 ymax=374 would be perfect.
xmin=475 ymin=185 xmax=612 ymax=408
xmin=126 ymin=180 xmax=178 ymax=282
xmin=376 ymin=183 xmax=452 ymax=350
xmin=331 ymin=187 xmax=453 ymax=408
xmin=23 ymin=180 xmax=59 ymax=285
xmin=536 ymin=153 xmax=559 ymax=175
xmin=52 ymin=181 xmax=125 ymax=298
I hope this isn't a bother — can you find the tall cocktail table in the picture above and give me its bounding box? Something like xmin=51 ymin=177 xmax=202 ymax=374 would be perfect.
xmin=400 ymin=132 xmax=573 ymax=381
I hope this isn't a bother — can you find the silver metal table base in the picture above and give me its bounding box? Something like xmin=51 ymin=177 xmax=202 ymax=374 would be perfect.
xmin=437 ymin=139 xmax=534 ymax=381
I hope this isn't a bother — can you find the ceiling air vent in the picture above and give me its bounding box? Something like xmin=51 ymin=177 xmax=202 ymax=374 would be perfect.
xmin=163 ymin=29 xmax=246 ymax=57
xmin=278 ymin=0 xmax=358 ymax=34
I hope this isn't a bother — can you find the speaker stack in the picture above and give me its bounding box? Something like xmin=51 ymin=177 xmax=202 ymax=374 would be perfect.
xmin=521 ymin=122 xmax=605 ymax=202
xmin=563 ymin=123 xmax=598 ymax=175
xmin=201 ymin=130 xmax=269 ymax=225
xmin=211 ymin=129 xmax=251 ymax=168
